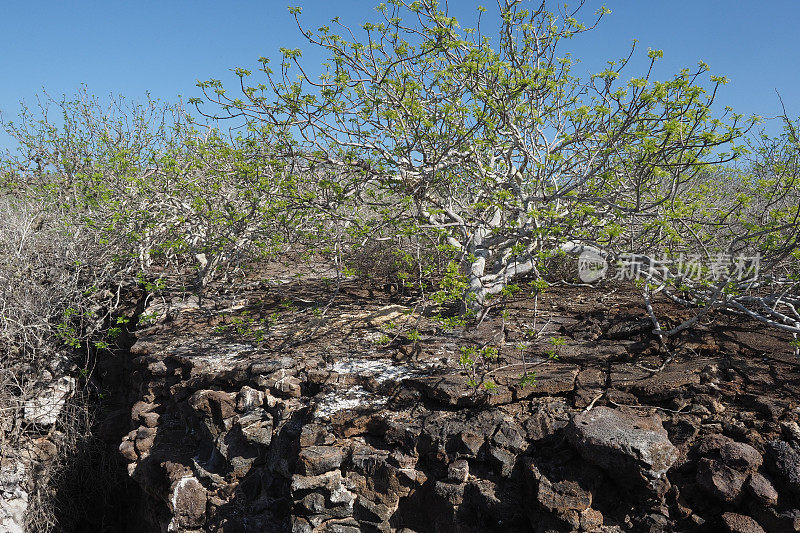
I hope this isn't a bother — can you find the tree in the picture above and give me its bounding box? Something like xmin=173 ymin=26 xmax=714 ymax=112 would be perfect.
xmin=198 ymin=0 xmax=750 ymax=313
xmin=0 ymin=89 xmax=317 ymax=292
xmin=198 ymin=0 xmax=800 ymax=351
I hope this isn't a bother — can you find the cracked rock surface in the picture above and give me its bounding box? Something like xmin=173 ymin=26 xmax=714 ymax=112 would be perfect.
xmin=110 ymin=281 xmax=799 ymax=532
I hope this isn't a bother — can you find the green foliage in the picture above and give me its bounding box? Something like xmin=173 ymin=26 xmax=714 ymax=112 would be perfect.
xmin=1 ymin=5 xmax=798 ymax=466
xmin=374 ymin=334 xmax=392 ymax=345
xmin=193 ymin=0 xmax=766 ymax=321
xmin=2 ymin=4 xmax=798 ymax=527
xmin=214 ymin=311 xmax=274 ymax=342
xmin=518 ymin=372 xmax=537 ymax=389
xmin=432 ymin=261 xmax=470 ymax=305
xmin=0 ymin=88 xmax=328 ymax=292
xmin=459 ymin=344 xmax=501 ymax=392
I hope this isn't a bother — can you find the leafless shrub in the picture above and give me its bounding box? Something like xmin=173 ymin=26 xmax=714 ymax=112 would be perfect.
xmin=0 ymin=196 xmax=124 ymax=532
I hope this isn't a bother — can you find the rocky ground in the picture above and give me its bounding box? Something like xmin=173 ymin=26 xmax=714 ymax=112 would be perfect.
xmin=5 ymin=272 xmax=800 ymax=532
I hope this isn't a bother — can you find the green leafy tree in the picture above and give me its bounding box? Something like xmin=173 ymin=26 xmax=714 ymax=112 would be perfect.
xmin=0 ymin=88 xmax=317 ymax=291
xmin=198 ymin=0 xmax=750 ymax=317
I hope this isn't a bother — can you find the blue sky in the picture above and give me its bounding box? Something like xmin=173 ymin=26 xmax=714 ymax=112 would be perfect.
xmin=1 ymin=1 xmax=797 ymax=150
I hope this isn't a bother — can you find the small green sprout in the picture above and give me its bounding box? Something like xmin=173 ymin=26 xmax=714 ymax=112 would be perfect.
xmin=519 ymin=372 xmax=537 ymax=389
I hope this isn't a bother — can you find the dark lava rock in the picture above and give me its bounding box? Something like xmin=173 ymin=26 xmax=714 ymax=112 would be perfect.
xmin=523 ymin=401 xmax=569 ymax=442
xmin=536 ymin=477 xmax=592 ymax=515
xmin=536 ymin=477 xmax=594 ymax=530
xmin=171 ymin=476 xmax=208 ymax=530
xmin=766 ymin=440 xmax=800 ymax=498
xmin=746 ymin=473 xmax=779 ymax=507
xmin=696 ymin=458 xmax=747 ymax=503
xmin=719 ymin=440 xmax=763 ymax=473
xmin=755 ymin=508 xmax=800 ymax=532
xmin=297 ymin=446 xmax=346 ymax=476
xmin=567 ymin=407 xmax=678 ymax=491
xmin=720 ymin=512 xmax=766 ymax=533
xmin=447 ymin=459 xmax=469 ymax=484
xmin=606 ymin=318 xmax=654 ymax=339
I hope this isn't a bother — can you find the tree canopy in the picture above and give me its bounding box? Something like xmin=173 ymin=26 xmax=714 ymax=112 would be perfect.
xmin=191 ymin=0 xmax=797 ymax=345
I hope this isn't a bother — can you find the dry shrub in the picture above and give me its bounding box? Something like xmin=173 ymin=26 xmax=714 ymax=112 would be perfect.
xmin=0 ymin=196 xmax=126 ymax=532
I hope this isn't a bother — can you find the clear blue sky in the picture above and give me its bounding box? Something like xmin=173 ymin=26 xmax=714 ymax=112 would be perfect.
xmin=1 ymin=1 xmax=797 ymax=150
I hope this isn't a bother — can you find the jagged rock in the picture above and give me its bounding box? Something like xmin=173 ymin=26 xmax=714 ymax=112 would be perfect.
xmin=667 ymin=486 xmax=692 ymax=519
xmin=746 ymin=473 xmax=779 ymax=507
xmin=700 ymin=364 xmax=722 ymax=384
xmin=291 ymin=469 xmax=354 ymax=511
xmin=328 ymin=478 xmax=357 ymax=508
xmin=488 ymin=446 xmax=516 ymax=478
xmin=168 ymin=476 xmax=207 ymax=530
xmin=147 ymin=359 xmax=169 ymax=377
xmin=273 ymin=375 xmax=303 ymax=398
xmin=492 ymin=418 xmax=527 ymax=453
xmin=419 ymin=414 xmax=490 ymax=463
xmin=300 ymin=423 xmax=336 ymax=447
xmin=628 ymin=371 xmax=700 ymax=400
xmin=22 ymin=376 xmax=75 ymax=426
xmin=719 ymin=440 xmax=762 ymax=473
xmin=434 ymin=480 xmax=465 ymax=505
xmin=299 ymin=492 xmax=326 ymax=514
xmin=189 ymin=389 xmax=236 ymax=433
xmin=349 ymin=444 xmax=389 ymax=475
xmin=297 ymin=446 xmax=346 ymax=476
xmin=467 ymin=478 xmax=505 ymax=517
xmin=666 ymin=418 xmax=699 ymax=445
xmin=720 ymin=512 xmax=766 ymax=533
xmin=131 ymin=401 xmax=157 ymax=424
xmin=237 ymin=408 xmax=274 ymax=446
xmin=407 ymin=374 xmax=478 ymax=406
xmin=536 ymin=476 xmax=595 ymax=531
xmin=724 ymin=421 xmax=751 ymax=441
xmin=693 ymin=435 xmax=765 ymax=505
xmin=696 ymin=433 xmax=732 ymax=455
xmin=523 ymin=401 xmax=569 ymax=441
xmin=517 ymin=365 xmax=580 ymax=397
xmin=292 ymin=516 xmax=312 ymax=533
xmin=140 ymin=411 xmax=160 ymax=428
xmin=537 ymin=477 xmax=592 ymax=514
xmin=697 ymin=458 xmax=747 ymax=503
xmin=576 ymin=368 xmax=606 ymax=390
xmin=134 ymin=426 xmax=157 ymax=456
xmin=250 ymin=357 xmax=296 ymax=376
xmin=744 ymin=396 xmax=784 ymax=422
xmin=119 ymin=438 xmax=138 ymax=461
xmin=567 ymin=407 xmax=678 ymax=490
xmin=781 ymin=421 xmax=800 ymax=445
xmin=447 ymin=459 xmax=469 ymax=483
xmin=321 ymin=519 xmax=363 ymax=532
xmin=580 ymin=508 xmax=604 ymax=531
xmin=766 ymin=440 xmax=800 ymax=498
xmin=292 ymin=471 xmax=340 ymax=492
xmin=604 ymin=388 xmax=639 ymax=405
xmin=0 ymin=463 xmax=27 ymax=533
xmin=298 ymin=491 xmax=352 ymax=520
xmin=236 ymin=385 xmax=264 ymax=412
xmin=112 ymin=286 xmax=798 ymax=532
xmin=752 ymin=508 xmax=800 ymax=532
xmin=449 ymin=431 xmax=484 ymax=457
xmin=354 ymin=494 xmax=393 ymax=523
xmin=218 ymin=426 xmax=262 ymax=475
